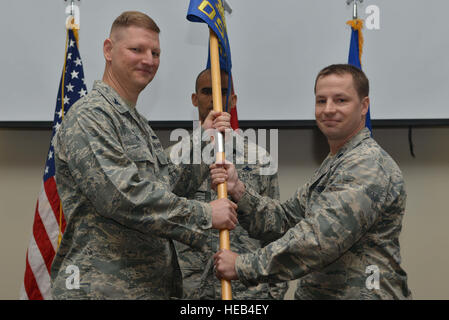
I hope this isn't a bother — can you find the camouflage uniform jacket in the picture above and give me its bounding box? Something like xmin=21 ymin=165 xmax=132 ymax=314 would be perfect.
xmin=234 ymin=128 xmax=412 ymax=299
xmin=51 ymin=81 xmax=213 ymax=299
xmin=172 ymin=137 xmax=288 ymax=299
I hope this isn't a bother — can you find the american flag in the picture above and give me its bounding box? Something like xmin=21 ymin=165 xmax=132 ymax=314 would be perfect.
xmin=20 ymin=28 xmax=87 ymax=300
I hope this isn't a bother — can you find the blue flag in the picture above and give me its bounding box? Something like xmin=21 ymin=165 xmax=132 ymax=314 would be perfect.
xmin=187 ymin=0 xmax=232 ymax=111
xmin=347 ymin=20 xmax=372 ymax=134
xmin=348 ymin=27 xmax=362 ymax=69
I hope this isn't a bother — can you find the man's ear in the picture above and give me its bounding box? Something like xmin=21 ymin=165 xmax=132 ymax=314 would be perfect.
xmin=103 ymin=38 xmax=113 ymax=62
xmin=361 ymin=96 xmax=370 ymax=117
xmin=191 ymin=93 xmax=199 ymax=108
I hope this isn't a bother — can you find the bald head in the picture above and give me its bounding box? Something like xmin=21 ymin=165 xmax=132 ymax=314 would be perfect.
xmin=192 ymin=69 xmax=236 ymax=122
xmin=195 ymin=69 xmax=229 ymax=93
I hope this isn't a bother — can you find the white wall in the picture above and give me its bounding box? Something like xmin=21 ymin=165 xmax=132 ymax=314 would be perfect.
xmin=2 ymin=0 xmax=449 ymax=122
xmin=1 ymin=126 xmax=449 ymax=299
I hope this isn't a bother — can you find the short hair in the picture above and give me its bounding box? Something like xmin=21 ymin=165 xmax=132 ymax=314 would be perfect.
xmin=314 ymin=64 xmax=369 ymax=100
xmin=110 ymin=11 xmax=160 ymax=36
xmin=195 ymin=68 xmax=229 ymax=92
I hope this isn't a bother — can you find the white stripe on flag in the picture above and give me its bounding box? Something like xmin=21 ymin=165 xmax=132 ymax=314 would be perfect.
xmin=38 ymin=184 xmax=60 ymax=252
xmin=19 ymin=282 xmax=28 ymax=300
xmin=27 ymin=236 xmax=53 ymax=300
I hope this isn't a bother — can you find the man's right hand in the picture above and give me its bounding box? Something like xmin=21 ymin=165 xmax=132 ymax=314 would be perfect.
xmin=210 ymin=162 xmax=246 ymax=202
xmin=202 ymin=110 xmax=232 ymax=132
xmin=210 ymin=198 xmax=238 ymax=230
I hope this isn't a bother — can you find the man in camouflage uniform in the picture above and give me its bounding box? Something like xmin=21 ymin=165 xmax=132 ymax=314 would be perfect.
xmin=211 ymin=64 xmax=412 ymax=299
xmin=51 ymin=11 xmax=238 ymax=299
xmin=171 ymin=69 xmax=288 ymax=299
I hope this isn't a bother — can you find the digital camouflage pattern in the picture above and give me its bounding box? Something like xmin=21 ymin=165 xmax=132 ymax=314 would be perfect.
xmin=171 ymin=138 xmax=288 ymax=300
xmin=234 ymin=128 xmax=412 ymax=299
xmin=51 ymin=81 xmax=214 ymax=299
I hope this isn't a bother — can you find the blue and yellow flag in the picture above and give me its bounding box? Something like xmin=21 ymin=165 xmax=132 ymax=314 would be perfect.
xmin=187 ymin=0 xmax=232 ymax=112
xmin=347 ymin=19 xmax=372 ymax=134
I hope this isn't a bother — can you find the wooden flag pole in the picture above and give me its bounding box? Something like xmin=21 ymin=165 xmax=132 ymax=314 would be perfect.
xmin=209 ymin=28 xmax=232 ymax=300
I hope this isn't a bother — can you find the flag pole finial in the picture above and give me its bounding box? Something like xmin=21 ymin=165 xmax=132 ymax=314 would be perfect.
xmin=64 ymin=0 xmax=81 ymax=30
xmin=223 ymin=0 xmax=233 ymax=14
xmin=346 ymin=0 xmax=363 ymax=19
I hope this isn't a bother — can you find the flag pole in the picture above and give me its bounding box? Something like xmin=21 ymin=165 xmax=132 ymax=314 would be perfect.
xmin=209 ymin=28 xmax=232 ymax=301
xmin=58 ymin=2 xmax=80 ymax=247
xmin=58 ymin=26 xmax=69 ymax=248
xmin=58 ymin=0 xmax=80 ymax=247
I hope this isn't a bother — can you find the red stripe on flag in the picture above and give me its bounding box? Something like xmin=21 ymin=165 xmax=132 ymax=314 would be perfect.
xmin=32 ymin=203 xmax=56 ymax=273
xmin=230 ymin=106 xmax=239 ymax=130
xmin=230 ymin=75 xmax=239 ymax=130
xmin=24 ymin=252 xmax=44 ymax=300
xmin=44 ymin=177 xmax=66 ymax=233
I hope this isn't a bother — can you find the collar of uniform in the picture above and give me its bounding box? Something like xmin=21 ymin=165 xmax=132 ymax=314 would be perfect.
xmin=334 ymin=127 xmax=371 ymax=159
xmin=92 ymin=80 xmax=134 ymax=114
xmin=315 ymin=127 xmax=370 ymax=178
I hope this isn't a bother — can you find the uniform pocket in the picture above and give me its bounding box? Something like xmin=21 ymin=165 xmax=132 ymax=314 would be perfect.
xmin=125 ymin=143 xmax=156 ymax=163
